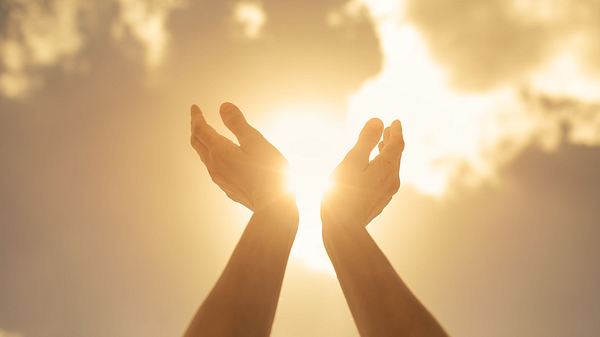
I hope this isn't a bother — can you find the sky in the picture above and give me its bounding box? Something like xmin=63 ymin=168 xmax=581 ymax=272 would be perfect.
xmin=1 ymin=0 xmax=600 ymax=336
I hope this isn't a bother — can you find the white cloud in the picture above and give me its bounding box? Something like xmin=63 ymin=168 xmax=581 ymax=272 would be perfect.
xmin=234 ymin=1 xmax=266 ymax=39
xmin=0 ymin=0 xmax=84 ymax=98
xmin=112 ymin=0 xmax=183 ymax=68
xmin=0 ymin=0 xmax=183 ymax=98
xmin=341 ymin=0 xmax=600 ymax=196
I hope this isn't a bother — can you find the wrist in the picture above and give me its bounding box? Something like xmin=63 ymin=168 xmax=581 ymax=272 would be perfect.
xmin=321 ymin=207 xmax=366 ymax=237
xmin=252 ymin=189 xmax=295 ymax=212
xmin=254 ymin=195 xmax=299 ymax=228
xmin=321 ymin=218 xmax=367 ymax=242
xmin=321 ymin=220 xmax=370 ymax=261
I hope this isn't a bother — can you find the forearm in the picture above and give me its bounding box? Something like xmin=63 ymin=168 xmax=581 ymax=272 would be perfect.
xmin=323 ymin=223 xmax=447 ymax=337
xmin=185 ymin=197 xmax=298 ymax=337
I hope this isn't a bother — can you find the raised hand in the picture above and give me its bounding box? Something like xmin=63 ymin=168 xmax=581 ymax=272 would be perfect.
xmin=190 ymin=102 xmax=291 ymax=211
xmin=321 ymin=118 xmax=404 ymax=230
xmin=320 ymin=120 xmax=447 ymax=337
xmin=185 ymin=103 xmax=298 ymax=337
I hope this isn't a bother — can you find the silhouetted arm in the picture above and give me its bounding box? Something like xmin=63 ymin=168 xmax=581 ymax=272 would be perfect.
xmin=185 ymin=197 xmax=297 ymax=337
xmin=185 ymin=103 xmax=298 ymax=337
xmin=323 ymin=223 xmax=445 ymax=337
xmin=321 ymin=119 xmax=447 ymax=337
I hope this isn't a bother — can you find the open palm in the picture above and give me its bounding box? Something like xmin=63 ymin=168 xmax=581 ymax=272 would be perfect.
xmin=321 ymin=118 xmax=405 ymax=230
xmin=190 ymin=102 xmax=291 ymax=211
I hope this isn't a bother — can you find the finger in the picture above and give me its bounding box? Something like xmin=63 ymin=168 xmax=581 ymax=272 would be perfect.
xmin=190 ymin=136 xmax=209 ymax=164
xmin=346 ymin=118 xmax=384 ymax=166
xmin=219 ymin=102 xmax=261 ymax=146
xmin=191 ymin=105 xmax=226 ymax=147
xmin=379 ymin=120 xmax=404 ymax=163
xmin=191 ymin=104 xmax=206 ymax=124
xmin=368 ymin=121 xmax=404 ymax=177
xmin=378 ymin=126 xmax=390 ymax=154
xmin=367 ymin=174 xmax=400 ymax=223
xmin=190 ymin=106 xmax=210 ymax=162
xmin=383 ymin=126 xmax=391 ymax=143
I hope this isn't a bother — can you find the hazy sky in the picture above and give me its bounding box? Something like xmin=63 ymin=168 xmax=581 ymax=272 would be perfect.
xmin=1 ymin=1 xmax=600 ymax=337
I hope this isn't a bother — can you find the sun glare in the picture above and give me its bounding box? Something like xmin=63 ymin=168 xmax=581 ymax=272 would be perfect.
xmin=263 ymin=104 xmax=346 ymax=273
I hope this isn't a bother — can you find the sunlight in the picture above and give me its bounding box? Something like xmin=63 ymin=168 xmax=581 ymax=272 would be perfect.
xmin=346 ymin=22 xmax=518 ymax=196
xmin=263 ymin=104 xmax=346 ymax=273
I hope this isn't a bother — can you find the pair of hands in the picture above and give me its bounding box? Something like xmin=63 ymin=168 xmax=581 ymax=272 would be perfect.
xmin=190 ymin=102 xmax=404 ymax=230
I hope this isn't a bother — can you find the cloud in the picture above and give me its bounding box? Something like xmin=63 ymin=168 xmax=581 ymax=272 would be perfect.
xmin=405 ymin=0 xmax=560 ymax=91
xmin=326 ymin=0 xmax=366 ymax=28
xmin=521 ymin=89 xmax=600 ymax=148
xmin=0 ymin=0 xmax=183 ymax=98
xmin=340 ymin=0 xmax=600 ymax=196
xmin=234 ymin=1 xmax=266 ymax=39
xmin=0 ymin=0 xmax=84 ymax=98
xmin=112 ymin=0 xmax=183 ymax=68
xmin=405 ymin=0 xmax=600 ymax=92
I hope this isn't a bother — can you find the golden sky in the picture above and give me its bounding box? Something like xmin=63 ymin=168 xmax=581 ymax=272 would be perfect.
xmin=1 ymin=1 xmax=600 ymax=337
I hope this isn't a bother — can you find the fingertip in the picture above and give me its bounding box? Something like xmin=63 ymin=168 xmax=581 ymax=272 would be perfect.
xmin=360 ymin=118 xmax=384 ymax=142
xmin=219 ymin=102 xmax=246 ymax=127
xmin=389 ymin=120 xmax=403 ymax=142
xmin=366 ymin=118 xmax=384 ymax=131
xmin=395 ymin=120 xmax=405 ymax=144
xmin=219 ymin=102 xmax=238 ymax=115
xmin=381 ymin=121 xmax=405 ymax=159
xmin=392 ymin=119 xmax=402 ymax=132
xmin=191 ymin=105 xmax=208 ymax=127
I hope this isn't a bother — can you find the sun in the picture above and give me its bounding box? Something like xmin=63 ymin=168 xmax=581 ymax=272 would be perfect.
xmin=263 ymin=104 xmax=347 ymax=273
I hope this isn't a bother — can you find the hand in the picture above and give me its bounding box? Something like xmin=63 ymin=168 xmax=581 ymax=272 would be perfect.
xmin=321 ymin=118 xmax=404 ymax=230
xmin=190 ymin=102 xmax=292 ymax=212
